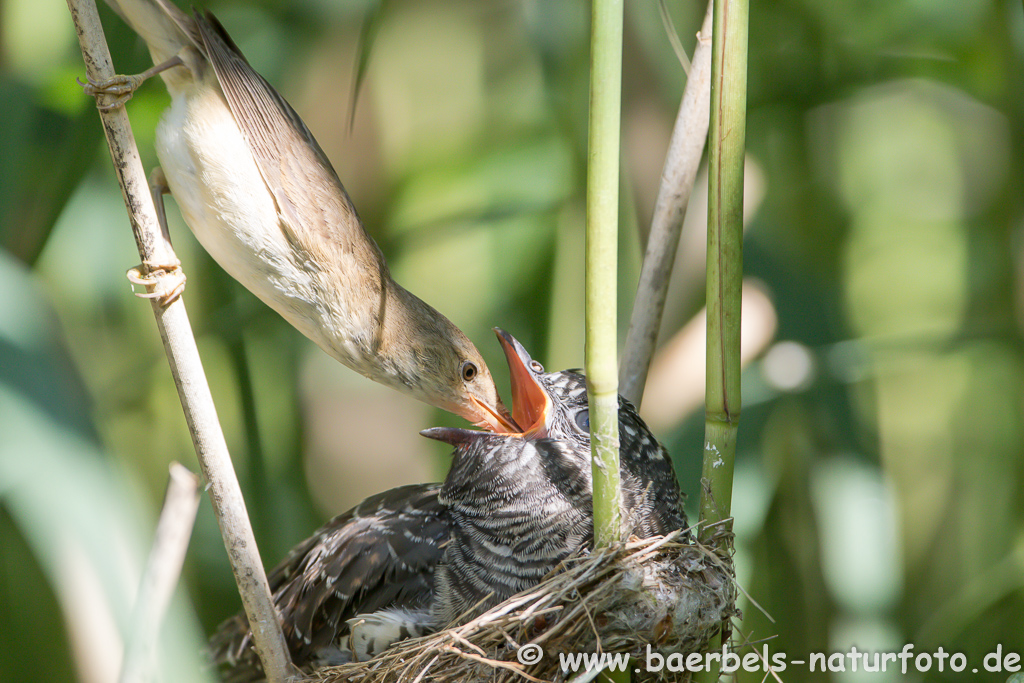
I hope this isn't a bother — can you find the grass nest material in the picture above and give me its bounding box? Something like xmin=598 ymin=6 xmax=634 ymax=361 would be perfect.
xmin=307 ymin=527 xmax=737 ymax=683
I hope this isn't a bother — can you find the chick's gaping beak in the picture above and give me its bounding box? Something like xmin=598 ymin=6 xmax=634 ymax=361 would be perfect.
xmin=494 ymin=328 xmax=551 ymax=438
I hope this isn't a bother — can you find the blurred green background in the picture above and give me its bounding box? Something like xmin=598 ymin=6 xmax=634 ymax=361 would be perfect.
xmin=2 ymin=0 xmax=1023 ymax=681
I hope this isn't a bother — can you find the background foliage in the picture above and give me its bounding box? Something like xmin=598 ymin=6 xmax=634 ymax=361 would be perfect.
xmin=2 ymin=0 xmax=1023 ymax=681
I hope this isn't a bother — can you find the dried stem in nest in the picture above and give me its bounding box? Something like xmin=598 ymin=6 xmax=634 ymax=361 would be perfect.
xmin=310 ymin=533 xmax=737 ymax=683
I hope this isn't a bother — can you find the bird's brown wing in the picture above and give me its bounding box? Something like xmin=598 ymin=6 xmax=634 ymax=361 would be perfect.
xmin=192 ymin=11 xmax=385 ymax=273
xmin=209 ymin=483 xmax=448 ymax=680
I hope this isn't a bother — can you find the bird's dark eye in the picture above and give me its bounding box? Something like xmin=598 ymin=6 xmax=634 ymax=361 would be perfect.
xmin=530 ymin=360 xmax=544 ymax=373
xmin=575 ymin=409 xmax=590 ymax=431
xmin=461 ymin=361 xmax=478 ymax=382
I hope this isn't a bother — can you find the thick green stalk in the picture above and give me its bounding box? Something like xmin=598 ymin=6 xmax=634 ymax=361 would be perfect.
xmin=695 ymin=0 xmax=745 ymax=678
xmin=700 ymin=0 xmax=746 ymax=545
xmin=585 ymin=0 xmax=623 ymax=551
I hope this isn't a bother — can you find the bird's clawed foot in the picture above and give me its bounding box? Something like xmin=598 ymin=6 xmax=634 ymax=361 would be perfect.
xmin=79 ymin=74 xmax=148 ymax=110
xmin=127 ymin=261 xmax=186 ymax=306
xmin=79 ymin=56 xmax=184 ymax=111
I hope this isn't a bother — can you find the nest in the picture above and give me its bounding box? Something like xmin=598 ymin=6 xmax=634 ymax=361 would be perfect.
xmin=307 ymin=529 xmax=737 ymax=683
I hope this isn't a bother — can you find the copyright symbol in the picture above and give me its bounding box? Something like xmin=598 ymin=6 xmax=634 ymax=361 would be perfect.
xmin=517 ymin=643 xmax=543 ymax=665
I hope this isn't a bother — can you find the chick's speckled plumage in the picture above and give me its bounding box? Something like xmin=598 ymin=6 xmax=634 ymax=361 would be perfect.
xmin=527 ymin=368 xmax=688 ymax=540
xmin=429 ymin=431 xmax=594 ymax=625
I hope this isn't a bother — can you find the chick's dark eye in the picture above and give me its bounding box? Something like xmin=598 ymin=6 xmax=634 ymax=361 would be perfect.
xmin=461 ymin=361 xmax=478 ymax=382
xmin=530 ymin=360 xmax=544 ymax=373
xmin=575 ymin=409 xmax=590 ymax=431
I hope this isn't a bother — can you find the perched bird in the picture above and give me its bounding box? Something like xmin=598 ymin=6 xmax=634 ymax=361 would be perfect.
xmin=210 ymin=330 xmax=687 ymax=680
xmin=88 ymin=0 xmax=512 ymax=429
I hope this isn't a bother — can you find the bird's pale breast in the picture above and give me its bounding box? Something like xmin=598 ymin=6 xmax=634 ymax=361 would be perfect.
xmin=155 ymin=84 xmax=374 ymax=369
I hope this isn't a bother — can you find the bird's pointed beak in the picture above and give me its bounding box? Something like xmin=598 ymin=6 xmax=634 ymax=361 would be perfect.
xmin=467 ymin=393 xmax=518 ymax=434
xmin=494 ymin=328 xmax=551 ymax=438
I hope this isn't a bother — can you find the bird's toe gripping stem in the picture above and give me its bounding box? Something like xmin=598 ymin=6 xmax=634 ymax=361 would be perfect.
xmin=79 ymin=56 xmax=184 ymax=111
xmin=79 ymin=74 xmax=148 ymax=111
xmin=127 ymin=261 xmax=186 ymax=306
